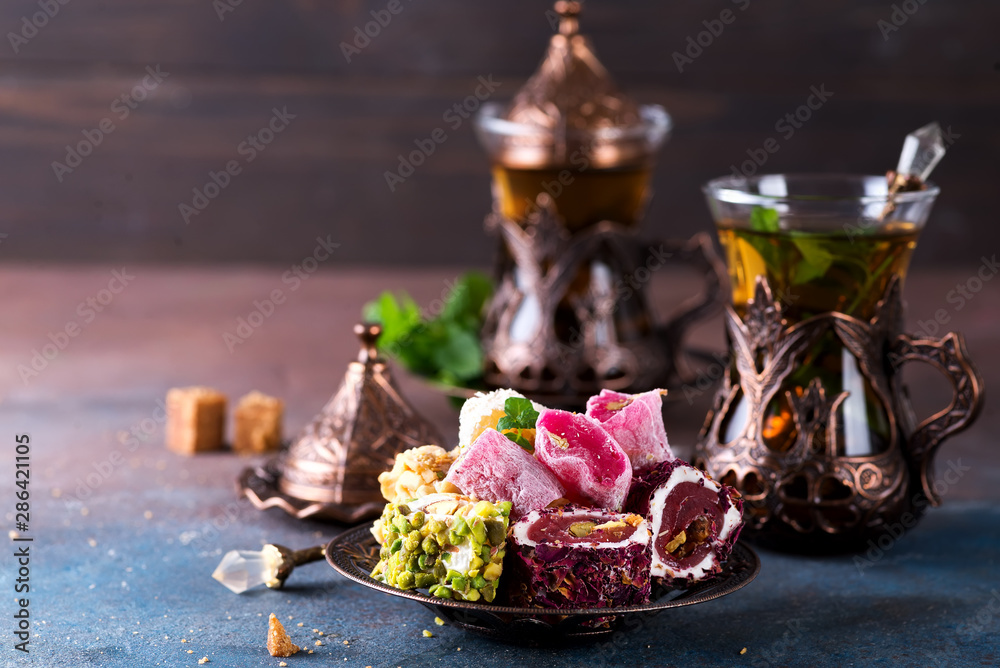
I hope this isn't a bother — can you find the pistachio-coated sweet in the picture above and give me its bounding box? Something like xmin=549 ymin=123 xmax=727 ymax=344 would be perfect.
xmin=370 ymin=493 xmax=510 ymax=603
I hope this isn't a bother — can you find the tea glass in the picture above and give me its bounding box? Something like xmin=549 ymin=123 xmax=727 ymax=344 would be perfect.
xmin=696 ymin=174 xmax=983 ymax=552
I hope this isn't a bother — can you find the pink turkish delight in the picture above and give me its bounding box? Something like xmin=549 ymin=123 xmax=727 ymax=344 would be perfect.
xmin=443 ymin=428 xmax=566 ymax=520
xmin=586 ymin=389 xmax=673 ymax=470
xmin=535 ymin=409 xmax=631 ymax=511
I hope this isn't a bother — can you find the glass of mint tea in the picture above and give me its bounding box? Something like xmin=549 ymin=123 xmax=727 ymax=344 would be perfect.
xmin=702 ymin=174 xmax=938 ymax=458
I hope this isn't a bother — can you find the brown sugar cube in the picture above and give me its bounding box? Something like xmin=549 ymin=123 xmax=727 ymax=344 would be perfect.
xmin=165 ymin=387 xmax=227 ymax=455
xmin=267 ymin=613 xmax=300 ymax=658
xmin=233 ymin=391 xmax=284 ymax=455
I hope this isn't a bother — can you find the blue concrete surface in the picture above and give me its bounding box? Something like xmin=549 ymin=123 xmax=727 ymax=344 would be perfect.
xmin=6 ymin=440 xmax=999 ymax=668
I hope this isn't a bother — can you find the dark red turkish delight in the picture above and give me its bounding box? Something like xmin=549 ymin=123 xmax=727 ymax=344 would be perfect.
xmin=506 ymin=506 xmax=652 ymax=609
xmin=626 ymin=459 xmax=743 ymax=583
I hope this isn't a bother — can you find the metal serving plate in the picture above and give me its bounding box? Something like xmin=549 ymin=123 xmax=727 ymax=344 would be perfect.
xmin=326 ymin=524 xmax=760 ymax=646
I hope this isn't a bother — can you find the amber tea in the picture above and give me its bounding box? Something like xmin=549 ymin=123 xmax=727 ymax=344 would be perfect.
xmin=717 ymin=218 xmax=920 ymax=322
xmin=492 ymin=163 xmax=652 ymax=230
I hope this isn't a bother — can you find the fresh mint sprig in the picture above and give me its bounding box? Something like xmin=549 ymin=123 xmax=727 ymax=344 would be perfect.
xmin=496 ymin=397 xmax=539 ymax=453
xmin=362 ymin=272 xmax=492 ymax=386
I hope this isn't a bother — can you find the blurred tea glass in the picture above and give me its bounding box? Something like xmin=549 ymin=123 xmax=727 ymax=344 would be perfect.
xmin=470 ymin=1 xmax=725 ymax=402
xmin=696 ymin=174 xmax=982 ymax=551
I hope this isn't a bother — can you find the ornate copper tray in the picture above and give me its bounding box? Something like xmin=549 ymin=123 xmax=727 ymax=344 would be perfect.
xmin=326 ymin=524 xmax=760 ymax=645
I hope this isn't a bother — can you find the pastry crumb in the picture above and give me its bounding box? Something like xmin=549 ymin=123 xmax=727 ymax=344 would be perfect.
xmin=267 ymin=613 xmax=300 ymax=658
xmin=279 ymin=663 xmax=287 ymax=667
xmin=315 ymin=640 xmax=323 ymax=646
xmin=297 ymin=623 xmax=303 ymax=627
xmin=198 ymin=660 xmax=209 ymax=666
xmin=434 ymin=617 xmax=444 ymax=626
xmin=422 ymin=630 xmax=433 ymax=638
xmin=186 ymin=649 xmax=193 ymax=654
xmin=740 ymin=647 xmax=747 ymax=655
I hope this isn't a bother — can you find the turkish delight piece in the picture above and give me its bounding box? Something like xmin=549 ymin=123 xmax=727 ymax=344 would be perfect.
xmin=586 ymin=389 xmax=673 ymax=470
xmin=444 ymin=428 xmax=566 ymax=519
xmin=507 ymin=506 xmax=651 ymax=609
xmin=626 ymin=460 xmax=743 ymax=583
xmin=369 ymin=494 xmax=509 ymax=603
xmin=378 ymin=445 xmax=460 ymax=504
xmin=535 ymin=409 xmax=632 ymax=511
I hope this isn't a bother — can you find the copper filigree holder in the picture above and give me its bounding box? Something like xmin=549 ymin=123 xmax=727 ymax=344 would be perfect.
xmin=481 ymin=195 xmax=725 ymax=403
xmin=239 ymin=323 xmax=444 ymax=524
xmin=695 ymin=277 xmax=983 ymax=552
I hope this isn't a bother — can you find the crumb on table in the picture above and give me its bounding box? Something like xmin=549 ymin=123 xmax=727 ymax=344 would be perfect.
xmin=267 ymin=613 xmax=301 ymax=658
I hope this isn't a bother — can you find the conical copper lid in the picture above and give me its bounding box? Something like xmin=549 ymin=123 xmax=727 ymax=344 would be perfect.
xmin=475 ymin=1 xmax=670 ymax=169
xmin=274 ymin=323 xmax=444 ymax=521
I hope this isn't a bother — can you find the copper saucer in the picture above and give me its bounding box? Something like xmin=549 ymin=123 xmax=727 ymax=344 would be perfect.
xmin=237 ymin=459 xmax=384 ymax=525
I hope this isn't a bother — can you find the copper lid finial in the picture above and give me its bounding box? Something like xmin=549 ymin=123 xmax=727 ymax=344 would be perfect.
xmin=354 ymin=322 xmax=381 ymax=364
xmin=506 ymin=1 xmax=639 ymax=135
xmin=555 ymin=1 xmax=581 ymax=36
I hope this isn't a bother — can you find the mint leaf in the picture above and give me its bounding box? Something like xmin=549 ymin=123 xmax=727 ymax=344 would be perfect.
xmin=441 ymin=271 xmax=493 ymax=328
xmin=750 ymin=206 xmax=780 ymax=233
xmin=429 ymin=323 xmax=482 ymax=382
xmin=502 ymin=397 xmax=539 ymax=430
xmin=363 ymin=291 xmax=420 ymax=347
xmin=360 ymin=272 xmax=493 ymax=387
xmin=495 ymin=416 xmax=517 ymax=432
xmin=791 ymin=237 xmax=836 ymax=285
xmin=506 ymin=431 xmax=534 ymax=454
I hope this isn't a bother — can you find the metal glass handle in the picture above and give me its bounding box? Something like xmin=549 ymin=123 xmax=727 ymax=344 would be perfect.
xmin=891 ymin=332 xmax=984 ymax=505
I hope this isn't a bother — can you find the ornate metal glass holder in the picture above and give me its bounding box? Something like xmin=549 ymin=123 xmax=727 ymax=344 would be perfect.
xmin=695 ymin=277 xmax=983 ymax=552
xmin=482 ymin=195 xmax=725 ymax=402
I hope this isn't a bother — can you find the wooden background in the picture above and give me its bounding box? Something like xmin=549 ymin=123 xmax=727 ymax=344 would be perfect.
xmin=0 ymin=0 xmax=996 ymax=268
